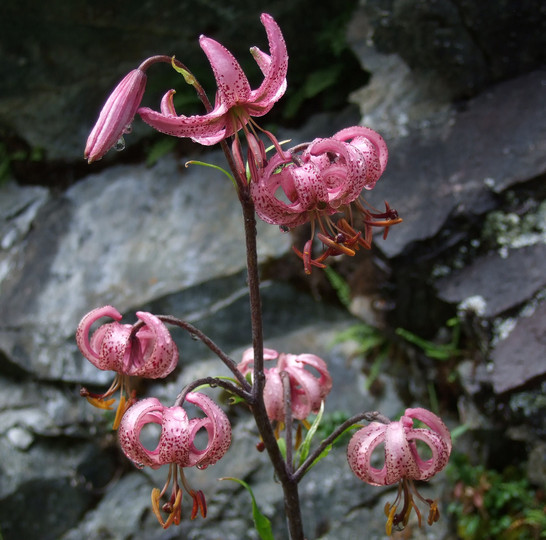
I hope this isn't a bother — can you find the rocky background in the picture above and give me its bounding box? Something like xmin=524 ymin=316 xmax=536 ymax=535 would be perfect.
xmin=0 ymin=1 xmax=545 ymax=539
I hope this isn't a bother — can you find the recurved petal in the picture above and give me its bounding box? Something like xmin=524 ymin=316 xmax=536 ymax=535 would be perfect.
xmin=248 ymin=13 xmax=288 ymax=112
xmin=238 ymin=347 xmax=279 ymax=375
xmin=138 ymin=103 xmax=234 ymax=146
xmin=158 ymin=406 xmax=191 ymax=466
xmin=263 ymin=368 xmax=285 ymax=421
xmin=118 ymin=397 xmax=164 ymax=468
xmin=294 ymin=354 xmax=333 ymax=399
xmin=276 ymin=354 xmax=328 ymax=419
xmin=76 ymin=305 xmax=123 ymax=369
xmin=251 ymin=172 xmax=313 ymax=227
xmin=127 ymin=311 xmax=178 ymax=378
xmin=199 ymin=35 xmax=251 ymax=107
xmin=96 ymin=321 xmax=132 ymax=372
xmin=404 ymin=407 xmax=452 ymax=455
xmin=289 ymin=162 xmax=329 ymax=210
xmin=160 ymin=89 xmax=178 ymax=116
xmin=407 ymin=428 xmax=451 ymax=481
xmin=307 ymin=138 xmax=368 ymax=203
xmin=384 ymin=420 xmax=420 ymax=484
xmin=184 ymin=392 xmax=231 ymax=469
xmin=347 ymin=422 xmax=388 ymax=486
xmin=334 ymin=126 xmax=388 ymax=180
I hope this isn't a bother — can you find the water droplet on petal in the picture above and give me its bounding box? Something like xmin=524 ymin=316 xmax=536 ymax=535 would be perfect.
xmin=123 ymin=123 xmax=133 ymax=134
xmin=114 ymin=137 xmax=126 ymax=152
xmin=134 ymin=462 xmax=145 ymax=469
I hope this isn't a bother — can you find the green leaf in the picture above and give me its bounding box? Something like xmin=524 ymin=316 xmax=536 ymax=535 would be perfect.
xmin=395 ymin=327 xmax=458 ymax=360
xmin=146 ymin=138 xmax=177 ymax=167
xmin=220 ymin=477 xmax=275 ymax=540
xmin=277 ymin=437 xmax=287 ymax=461
xmin=331 ymin=324 xmax=386 ymax=356
xmin=184 ymin=160 xmax=236 ymax=188
xmin=324 ymin=266 xmax=351 ymax=308
xmin=365 ymin=352 xmax=386 ymax=390
xmin=296 ymin=401 xmax=324 ymax=467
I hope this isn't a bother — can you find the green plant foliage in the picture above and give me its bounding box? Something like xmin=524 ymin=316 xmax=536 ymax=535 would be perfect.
xmin=220 ymin=477 xmax=275 ymax=540
xmin=296 ymin=400 xmax=324 ymax=467
xmin=331 ymin=323 xmax=389 ymax=390
xmin=0 ymin=141 xmax=44 ymax=184
xmin=296 ymin=406 xmax=357 ymax=472
xmin=447 ymin=453 xmax=546 ymax=540
xmin=395 ymin=317 xmax=461 ymax=361
xmin=323 ymin=266 xmax=352 ymax=308
xmin=145 ymin=138 xmax=178 ymax=167
xmin=283 ymin=65 xmax=343 ymax=119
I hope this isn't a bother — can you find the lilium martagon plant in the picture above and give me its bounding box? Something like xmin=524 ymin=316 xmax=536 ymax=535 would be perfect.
xmin=79 ymin=12 xmax=452 ymax=540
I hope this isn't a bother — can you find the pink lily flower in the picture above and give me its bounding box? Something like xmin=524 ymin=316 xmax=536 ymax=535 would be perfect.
xmin=76 ymin=305 xmax=178 ymax=428
xmin=138 ymin=13 xmax=288 ymax=145
xmin=84 ymin=68 xmax=147 ymax=163
xmin=347 ymin=407 xmax=452 ymax=534
xmin=118 ymin=394 xmax=231 ymax=528
xmin=251 ymin=126 xmax=402 ymax=273
xmin=238 ymin=347 xmax=332 ymax=422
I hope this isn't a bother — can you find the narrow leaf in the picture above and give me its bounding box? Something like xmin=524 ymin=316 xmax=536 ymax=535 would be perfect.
xmin=185 ymin=160 xmax=236 ymax=187
xmin=220 ymin=477 xmax=275 ymax=540
xmin=297 ymin=400 xmax=325 ymax=467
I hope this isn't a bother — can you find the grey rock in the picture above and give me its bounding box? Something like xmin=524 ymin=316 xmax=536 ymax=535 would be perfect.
xmin=0 ymin=436 xmax=115 ymax=540
xmin=360 ymin=0 xmax=546 ymax=99
xmin=368 ymin=69 xmax=546 ymax=259
xmin=0 ymin=153 xmax=290 ymax=381
xmin=437 ymin=244 xmax=546 ymax=318
xmin=347 ymin=4 xmax=454 ymax=140
xmin=491 ymin=301 xmax=546 ymax=393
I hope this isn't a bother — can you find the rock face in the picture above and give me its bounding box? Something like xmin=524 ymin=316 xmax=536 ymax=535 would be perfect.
xmin=360 ymin=0 xmax=546 ymax=99
xmin=0 ymin=1 xmax=545 ymax=539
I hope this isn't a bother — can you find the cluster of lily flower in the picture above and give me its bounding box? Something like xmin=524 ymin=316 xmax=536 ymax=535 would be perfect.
xmin=84 ymin=14 xmax=402 ymax=274
xmin=81 ymin=12 xmax=451 ymax=535
xmin=78 ymin=306 xmax=451 ymax=533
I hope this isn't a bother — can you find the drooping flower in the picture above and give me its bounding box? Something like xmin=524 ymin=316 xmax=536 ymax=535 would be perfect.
xmin=238 ymin=347 xmax=332 ymax=423
xmin=347 ymin=408 xmax=452 ymax=535
xmin=76 ymin=305 xmax=178 ymax=428
xmin=251 ymin=126 xmax=402 ymax=273
xmin=84 ymin=68 xmax=147 ymax=163
xmin=118 ymin=394 xmax=231 ymax=528
xmin=138 ymin=13 xmax=288 ymax=146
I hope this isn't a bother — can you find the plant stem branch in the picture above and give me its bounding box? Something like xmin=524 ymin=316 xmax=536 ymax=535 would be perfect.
xmin=174 ymin=376 xmax=251 ymax=407
xmin=293 ymin=410 xmax=390 ymax=482
xmin=239 ymin=191 xmax=305 ymax=540
xmin=157 ymin=316 xmax=250 ymax=390
xmin=282 ymin=371 xmax=294 ymax=474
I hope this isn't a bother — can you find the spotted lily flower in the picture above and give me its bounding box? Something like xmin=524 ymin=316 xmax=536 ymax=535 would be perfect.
xmin=118 ymin=394 xmax=231 ymax=528
xmin=251 ymin=126 xmax=402 ymax=273
xmin=138 ymin=13 xmax=288 ymax=146
xmin=76 ymin=306 xmax=178 ymax=428
xmin=84 ymin=68 xmax=147 ymax=163
xmin=347 ymin=408 xmax=452 ymax=535
xmin=238 ymin=347 xmax=332 ymax=423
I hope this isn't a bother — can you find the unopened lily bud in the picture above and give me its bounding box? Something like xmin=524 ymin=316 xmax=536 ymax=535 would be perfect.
xmin=85 ymin=68 xmax=147 ymax=163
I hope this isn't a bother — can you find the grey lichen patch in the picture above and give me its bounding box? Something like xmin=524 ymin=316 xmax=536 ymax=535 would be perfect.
xmin=482 ymin=199 xmax=546 ymax=254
